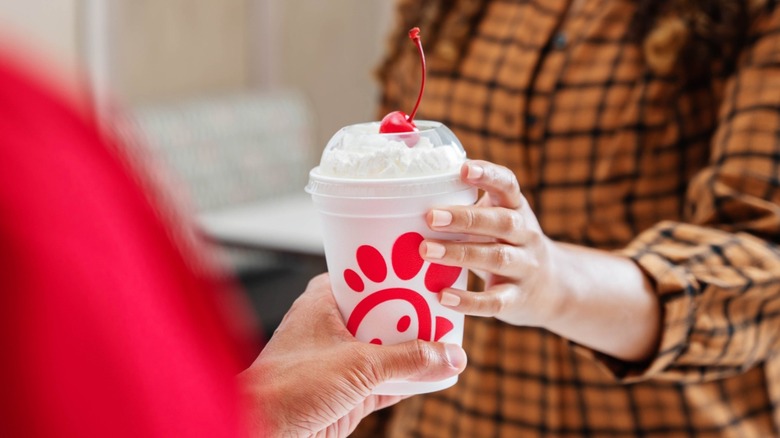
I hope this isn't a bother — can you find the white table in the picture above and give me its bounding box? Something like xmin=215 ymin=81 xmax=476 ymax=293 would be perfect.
xmin=197 ymin=194 xmax=324 ymax=257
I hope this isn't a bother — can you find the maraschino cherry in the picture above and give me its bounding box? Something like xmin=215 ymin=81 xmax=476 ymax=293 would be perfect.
xmin=379 ymin=27 xmax=426 ymax=134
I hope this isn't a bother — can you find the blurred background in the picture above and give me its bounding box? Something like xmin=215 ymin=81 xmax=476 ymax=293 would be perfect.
xmin=0 ymin=0 xmax=397 ymax=336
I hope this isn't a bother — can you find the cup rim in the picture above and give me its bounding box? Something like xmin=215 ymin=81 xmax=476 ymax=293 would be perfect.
xmin=308 ymin=166 xmax=462 ymax=184
xmin=306 ymin=167 xmax=471 ymax=199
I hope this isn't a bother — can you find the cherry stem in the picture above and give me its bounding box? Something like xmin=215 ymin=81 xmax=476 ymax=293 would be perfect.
xmin=407 ymin=27 xmax=425 ymax=123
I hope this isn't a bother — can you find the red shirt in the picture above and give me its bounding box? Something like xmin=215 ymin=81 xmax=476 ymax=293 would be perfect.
xmin=0 ymin=54 xmax=251 ymax=437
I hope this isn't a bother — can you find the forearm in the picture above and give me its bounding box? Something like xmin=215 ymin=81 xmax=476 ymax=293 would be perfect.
xmin=544 ymin=242 xmax=661 ymax=363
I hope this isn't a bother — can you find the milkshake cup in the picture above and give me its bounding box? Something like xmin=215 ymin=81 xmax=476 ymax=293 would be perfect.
xmin=306 ymin=120 xmax=476 ymax=395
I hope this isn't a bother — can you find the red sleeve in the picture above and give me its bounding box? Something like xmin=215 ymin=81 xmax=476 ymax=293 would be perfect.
xmin=0 ymin=55 xmax=249 ymax=437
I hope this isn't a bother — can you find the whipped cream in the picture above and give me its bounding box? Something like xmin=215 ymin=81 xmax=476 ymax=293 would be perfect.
xmin=317 ymin=123 xmax=466 ymax=179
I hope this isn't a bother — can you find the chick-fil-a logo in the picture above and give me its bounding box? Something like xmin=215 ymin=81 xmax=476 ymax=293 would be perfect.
xmin=342 ymin=232 xmax=461 ymax=344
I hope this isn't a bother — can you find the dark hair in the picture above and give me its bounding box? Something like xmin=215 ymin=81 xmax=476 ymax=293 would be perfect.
xmin=377 ymin=0 xmax=776 ymax=83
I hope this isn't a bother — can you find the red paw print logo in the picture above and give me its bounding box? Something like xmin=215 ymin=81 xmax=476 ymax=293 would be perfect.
xmin=343 ymin=232 xmax=462 ymax=344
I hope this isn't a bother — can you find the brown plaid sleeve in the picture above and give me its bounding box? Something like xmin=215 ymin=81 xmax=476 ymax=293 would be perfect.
xmin=602 ymin=6 xmax=780 ymax=383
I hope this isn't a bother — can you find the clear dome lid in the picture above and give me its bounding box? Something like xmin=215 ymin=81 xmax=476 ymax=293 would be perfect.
xmin=306 ymin=120 xmax=470 ymax=198
xmin=312 ymin=120 xmax=467 ymax=180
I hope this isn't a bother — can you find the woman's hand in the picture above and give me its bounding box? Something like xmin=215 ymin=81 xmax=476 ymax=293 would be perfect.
xmin=420 ymin=160 xmax=563 ymax=327
xmin=420 ymin=160 xmax=661 ymax=362
xmin=238 ymin=273 xmax=467 ymax=437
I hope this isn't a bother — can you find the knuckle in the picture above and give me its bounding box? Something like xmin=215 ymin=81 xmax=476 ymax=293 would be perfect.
xmin=499 ymin=211 xmax=523 ymax=236
xmin=411 ymin=340 xmax=434 ymax=370
xmin=461 ymin=244 xmax=479 ymax=264
xmin=527 ymin=256 xmax=541 ymax=272
xmin=509 ymin=174 xmax=521 ymax=195
xmin=524 ymin=244 xmax=545 ymax=272
xmin=496 ymin=168 xmax=514 ymax=191
xmin=493 ymin=245 xmax=513 ymax=271
xmin=451 ymin=244 xmax=467 ymax=264
xmin=525 ymin=229 xmax=542 ymax=246
xmin=518 ymin=194 xmax=530 ymax=209
xmin=494 ymin=292 xmax=510 ymax=314
xmin=495 ymin=293 xmax=510 ymax=315
xmin=354 ymin=344 xmax=384 ymax=385
xmin=463 ymin=208 xmax=478 ymax=230
xmin=510 ymin=212 xmax=524 ymax=232
xmin=483 ymin=163 xmax=497 ymax=181
xmin=304 ymin=273 xmax=330 ymax=294
xmin=472 ymin=295 xmax=491 ymax=315
xmin=285 ymin=294 xmax=307 ymax=314
xmin=474 ymin=293 xmax=502 ymax=316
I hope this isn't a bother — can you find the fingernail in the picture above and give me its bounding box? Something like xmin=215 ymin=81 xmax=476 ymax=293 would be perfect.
xmin=423 ymin=242 xmax=446 ymax=259
xmin=467 ymin=164 xmax=484 ymax=180
xmin=440 ymin=291 xmax=461 ymax=307
xmin=444 ymin=344 xmax=467 ymax=369
xmin=431 ymin=209 xmax=452 ymax=227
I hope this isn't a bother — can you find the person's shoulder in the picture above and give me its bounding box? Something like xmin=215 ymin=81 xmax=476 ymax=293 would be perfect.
xmin=0 ymin=32 xmax=94 ymax=121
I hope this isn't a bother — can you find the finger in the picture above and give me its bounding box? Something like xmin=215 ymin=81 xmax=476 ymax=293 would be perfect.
xmin=438 ymin=284 xmax=518 ymax=317
xmin=427 ymin=205 xmax=530 ymax=245
xmin=420 ymin=240 xmax=537 ymax=278
xmin=461 ymin=160 xmax=523 ymax=209
xmin=286 ymin=272 xmax=336 ymax=312
xmin=367 ymin=340 xmax=467 ymax=383
xmin=305 ymin=272 xmax=331 ymax=292
xmin=289 ymin=272 xmax=331 ymax=309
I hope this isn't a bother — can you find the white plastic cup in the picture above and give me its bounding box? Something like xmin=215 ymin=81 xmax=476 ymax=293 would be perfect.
xmin=306 ymin=123 xmax=476 ymax=395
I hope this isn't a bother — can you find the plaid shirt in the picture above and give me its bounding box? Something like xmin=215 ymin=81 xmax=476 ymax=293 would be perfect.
xmin=374 ymin=0 xmax=780 ymax=436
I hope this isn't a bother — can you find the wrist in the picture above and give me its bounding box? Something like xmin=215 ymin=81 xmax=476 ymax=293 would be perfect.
xmin=536 ymin=240 xmax=578 ymax=330
xmin=531 ymin=242 xmax=663 ymax=362
xmin=237 ymin=362 xmax=285 ymax=437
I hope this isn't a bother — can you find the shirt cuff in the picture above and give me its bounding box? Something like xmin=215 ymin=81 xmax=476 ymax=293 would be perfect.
xmin=573 ymin=222 xmax=700 ymax=382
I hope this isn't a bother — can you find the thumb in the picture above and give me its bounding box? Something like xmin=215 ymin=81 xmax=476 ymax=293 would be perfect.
xmin=369 ymin=340 xmax=467 ymax=383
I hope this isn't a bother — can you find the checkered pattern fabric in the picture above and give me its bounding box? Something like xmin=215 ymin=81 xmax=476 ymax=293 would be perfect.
xmin=374 ymin=0 xmax=780 ymax=436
